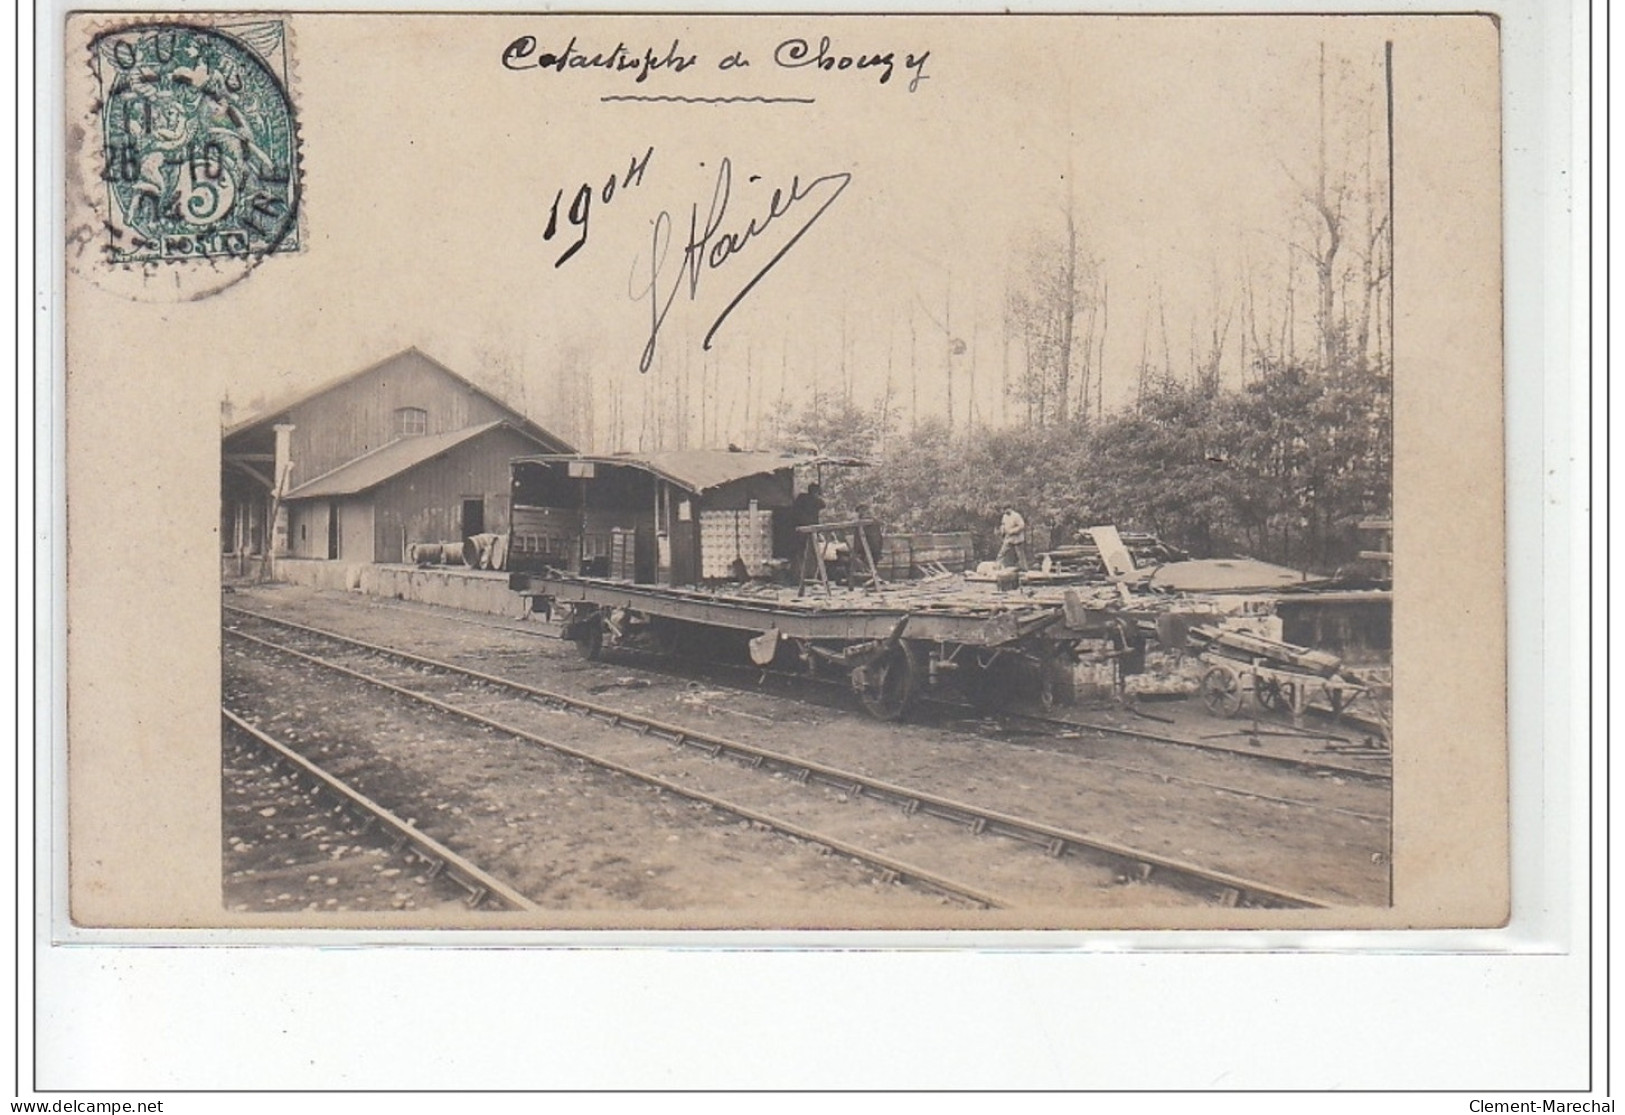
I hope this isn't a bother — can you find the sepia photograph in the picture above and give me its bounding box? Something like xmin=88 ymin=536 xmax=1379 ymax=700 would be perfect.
xmin=62 ymin=11 xmax=1506 ymax=931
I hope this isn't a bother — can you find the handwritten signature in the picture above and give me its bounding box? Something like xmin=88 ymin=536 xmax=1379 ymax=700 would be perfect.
xmin=631 ymin=159 xmax=852 ymax=373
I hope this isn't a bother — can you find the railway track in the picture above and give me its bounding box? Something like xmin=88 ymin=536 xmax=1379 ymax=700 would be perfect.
xmin=686 ymin=658 xmax=1392 ymax=784
xmin=234 ymin=598 xmax=1389 ymax=823
xmin=305 ymin=594 xmax=1391 ymax=783
xmin=229 ymin=626 xmax=1009 ymax=909
xmin=222 ymin=708 xmax=538 ymax=912
xmin=224 ymin=604 xmax=1334 ymax=910
xmin=982 ymin=706 xmax=1391 ymax=784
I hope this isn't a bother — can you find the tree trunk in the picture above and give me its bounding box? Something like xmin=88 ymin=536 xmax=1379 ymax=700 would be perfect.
xmin=1056 ymin=210 xmax=1076 ymax=424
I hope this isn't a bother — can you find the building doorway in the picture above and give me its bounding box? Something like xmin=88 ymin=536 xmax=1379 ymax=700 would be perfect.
xmin=462 ymin=498 xmax=485 ymax=539
xmin=327 ymin=501 xmax=340 ymax=559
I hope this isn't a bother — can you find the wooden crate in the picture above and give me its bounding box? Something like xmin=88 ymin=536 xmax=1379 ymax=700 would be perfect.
xmin=699 ymin=509 xmax=774 ymax=579
xmin=609 ymin=528 xmax=637 ymax=581
xmin=877 ymin=531 xmax=975 ymax=577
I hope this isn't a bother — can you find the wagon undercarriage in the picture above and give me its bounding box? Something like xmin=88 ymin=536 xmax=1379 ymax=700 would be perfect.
xmin=533 ymin=574 xmax=1094 ymax=722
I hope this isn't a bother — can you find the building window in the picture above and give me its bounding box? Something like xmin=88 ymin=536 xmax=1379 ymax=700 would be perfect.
xmin=395 ymin=407 xmax=428 ymax=436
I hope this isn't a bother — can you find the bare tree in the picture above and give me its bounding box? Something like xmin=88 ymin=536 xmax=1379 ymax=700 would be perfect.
xmin=1094 ymin=276 xmax=1108 ymax=419
xmin=1274 ymin=42 xmax=1392 ymax=373
xmin=1003 ymin=212 xmax=1099 ymax=426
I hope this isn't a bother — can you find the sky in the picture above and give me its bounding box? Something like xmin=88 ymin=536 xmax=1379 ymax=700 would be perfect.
xmin=72 ymin=13 xmax=1408 ymax=453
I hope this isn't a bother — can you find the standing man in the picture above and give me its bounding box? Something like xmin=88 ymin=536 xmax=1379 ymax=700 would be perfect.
xmin=787 ymin=482 xmax=826 ymax=578
xmin=997 ymin=507 xmax=1030 ymax=572
xmin=792 ymin=482 xmax=825 ymax=528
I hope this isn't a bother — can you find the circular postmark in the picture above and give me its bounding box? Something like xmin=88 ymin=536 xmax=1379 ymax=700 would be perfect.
xmin=69 ymin=19 xmax=301 ymax=302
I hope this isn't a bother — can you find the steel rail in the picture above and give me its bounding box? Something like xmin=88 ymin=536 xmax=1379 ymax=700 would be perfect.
xmin=244 ymin=598 xmax=1390 ymax=783
xmin=985 ymin=748 xmax=1388 ymax=825
xmin=225 ymin=629 xmax=1011 ymax=910
xmin=222 ymin=708 xmax=538 ymax=912
xmin=226 ymin=604 xmax=1380 ymax=833
xmin=994 ymin=708 xmax=1391 ymax=783
xmin=225 ymin=607 xmax=1329 ymax=909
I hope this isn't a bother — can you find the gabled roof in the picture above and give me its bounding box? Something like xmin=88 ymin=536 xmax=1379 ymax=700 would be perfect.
xmin=285 ymin=420 xmax=529 ymax=500
xmin=512 ymin=450 xmax=861 ymax=494
xmin=222 ymin=346 xmax=574 ymax=452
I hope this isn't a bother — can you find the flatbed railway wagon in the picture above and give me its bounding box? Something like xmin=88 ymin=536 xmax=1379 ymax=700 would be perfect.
xmin=505 ymin=451 xmax=1107 ymax=720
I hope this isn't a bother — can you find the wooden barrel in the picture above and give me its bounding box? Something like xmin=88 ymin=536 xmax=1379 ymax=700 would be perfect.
xmin=489 ymin=533 xmax=509 ymax=572
xmin=441 ymin=542 xmax=466 ymax=566
xmin=409 ymin=542 xmax=442 ymax=566
xmin=463 ymin=533 xmax=498 ymax=569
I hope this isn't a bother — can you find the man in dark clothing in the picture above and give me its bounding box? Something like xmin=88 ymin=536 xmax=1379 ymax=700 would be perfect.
xmin=785 ymin=482 xmax=826 ymax=578
xmin=790 ymin=482 xmax=825 ymax=530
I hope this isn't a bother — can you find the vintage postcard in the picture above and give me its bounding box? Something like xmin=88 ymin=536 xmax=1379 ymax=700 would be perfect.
xmin=61 ymin=11 xmax=1504 ymax=930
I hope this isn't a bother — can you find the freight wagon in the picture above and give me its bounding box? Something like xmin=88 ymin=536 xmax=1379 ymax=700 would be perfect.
xmin=506 ymin=451 xmax=1118 ymax=719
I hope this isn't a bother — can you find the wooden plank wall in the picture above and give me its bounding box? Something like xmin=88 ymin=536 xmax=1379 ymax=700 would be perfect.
xmin=370 ymin=426 xmax=538 ymax=563
xmin=283 ymin=352 xmax=518 ymax=485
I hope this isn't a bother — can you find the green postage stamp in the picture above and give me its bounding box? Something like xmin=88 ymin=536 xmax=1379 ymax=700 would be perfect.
xmin=91 ymin=20 xmax=299 ymax=264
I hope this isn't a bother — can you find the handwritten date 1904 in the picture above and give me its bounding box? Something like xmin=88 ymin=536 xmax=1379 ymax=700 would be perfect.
xmin=545 ymin=146 xmax=655 ymax=268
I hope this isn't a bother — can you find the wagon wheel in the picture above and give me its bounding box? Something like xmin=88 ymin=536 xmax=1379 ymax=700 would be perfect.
xmin=1255 ymin=677 xmax=1296 ymax=713
xmin=1200 ymin=665 xmax=1244 ymax=718
xmin=1255 ymin=676 xmax=1284 ymax=711
xmin=857 ymin=642 xmax=922 ymax=722
xmin=570 ymin=612 xmax=605 ymax=661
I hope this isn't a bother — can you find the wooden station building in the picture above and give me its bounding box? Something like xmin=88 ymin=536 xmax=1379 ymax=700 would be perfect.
xmin=221 ymin=348 xmax=573 ymax=574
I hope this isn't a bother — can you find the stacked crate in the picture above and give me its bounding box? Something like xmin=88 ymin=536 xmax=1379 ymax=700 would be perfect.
xmin=609 ymin=528 xmax=637 ymax=581
xmin=876 ymin=531 xmax=976 ymax=578
xmin=699 ymin=509 xmax=774 ymax=579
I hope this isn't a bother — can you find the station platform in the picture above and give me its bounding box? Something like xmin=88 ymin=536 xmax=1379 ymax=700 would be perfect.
xmin=269 ymin=558 xmax=527 ymax=618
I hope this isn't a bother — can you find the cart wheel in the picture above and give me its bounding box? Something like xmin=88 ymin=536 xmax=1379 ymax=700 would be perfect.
xmin=570 ymin=613 xmax=605 ymax=661
xmin=1255 ymin=676 xmax=1284 ymax=711
xmin=1201 ymin=666 xmax=1244 ymax=718
xmin=857 ymin=642 xmax=921 ymax=721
